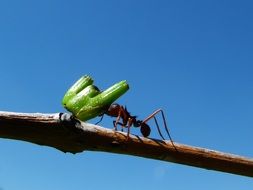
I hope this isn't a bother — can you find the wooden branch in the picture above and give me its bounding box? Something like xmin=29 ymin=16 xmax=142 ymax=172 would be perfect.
xmin=0 ymin=111 xmax=252 ymax=178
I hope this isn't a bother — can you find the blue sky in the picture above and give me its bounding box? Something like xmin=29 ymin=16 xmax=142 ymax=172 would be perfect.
xmin=0 ymin=0 xmax=253 ymax=189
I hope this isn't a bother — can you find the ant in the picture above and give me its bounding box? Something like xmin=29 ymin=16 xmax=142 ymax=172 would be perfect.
xmin=96 ymin=103 xmax=175 ymax=147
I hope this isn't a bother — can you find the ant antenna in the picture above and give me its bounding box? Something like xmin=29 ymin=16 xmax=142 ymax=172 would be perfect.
xmin=95 ymin=114 xmax=104 ymax=125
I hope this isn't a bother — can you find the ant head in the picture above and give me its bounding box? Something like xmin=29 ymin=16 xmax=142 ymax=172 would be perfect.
xmin=108 ymin=103 xmax=120 ymax=111
xmin=110 ymin=103 xmax=120 ymax=108
xmin=140 ymin=123 xmax=151 ymax=137
xmin=106 ymin=103 xmax=121 ymax=117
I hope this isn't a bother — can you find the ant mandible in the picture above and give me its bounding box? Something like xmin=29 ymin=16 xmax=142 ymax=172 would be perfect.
xmin=96 ymin=103 xmax=175 ymax=144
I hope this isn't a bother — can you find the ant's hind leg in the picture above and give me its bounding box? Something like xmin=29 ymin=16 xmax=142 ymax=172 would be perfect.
xmin=153 ymin=109 xmax=177 ymax=150
xmin=153 ymin=116 xmax=165 ymax=140
xmin=141 ymin=109 xmax=165 ymax=139
xmin=159 ymin=109 xmax=174 ymax=143
xmin=142 ymin=109 xmax=174 ymax=142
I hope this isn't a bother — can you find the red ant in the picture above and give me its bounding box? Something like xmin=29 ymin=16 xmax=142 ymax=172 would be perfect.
xmin=96 ymin=103 xmax=175 ymax=145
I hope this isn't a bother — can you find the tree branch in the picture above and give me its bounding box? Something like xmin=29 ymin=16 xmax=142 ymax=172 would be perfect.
xmin=0 ymin=111 xmax=252 ymax=178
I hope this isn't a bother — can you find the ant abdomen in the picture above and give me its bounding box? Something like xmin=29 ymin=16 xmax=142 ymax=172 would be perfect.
xmin=140 ymin=123 xmax=151 ymax=137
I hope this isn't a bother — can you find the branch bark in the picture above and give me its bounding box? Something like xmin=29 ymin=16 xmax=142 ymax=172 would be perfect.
xmin=0 ymin=111 xmax=252 ymax=178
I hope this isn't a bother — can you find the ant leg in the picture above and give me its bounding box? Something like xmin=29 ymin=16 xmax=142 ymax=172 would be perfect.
xmin=142 ymin=109 xmax=177 ymax=149
xmin=126 ymin=118 xmax=133 ymax=140
xmin=142 ymin=109 xmax=161 ymax=124
xmin=159 ymin=109 xmax=174 ymax=144
xmin=113 ymin=119 xmax=119 ymax=131
xmin=142 ymin=109 xmax=172 ymax=140
xmin=113 ymin=109 xmax=123 ymax=131
xmin=142 ymin=109 xmax=165 ymax=139
xmin=113 ymin=121 xmax=129 ymax=139
xmin=117 ymin=106 xmax=127 ymax=132
xmin=113 ymin=119 xmax=131 ymax=140
xmin=95 ymin=114 xmax=104 ymax=125
xmin=157 ymin=109 xmax=177 ymax=150
xmin=113 ymin=121 xmax=124 ymax=129
xmin=126 ymin=126 xmax=130 ymax=140
xmin=153 ymin=116 xmax=165 ymax=140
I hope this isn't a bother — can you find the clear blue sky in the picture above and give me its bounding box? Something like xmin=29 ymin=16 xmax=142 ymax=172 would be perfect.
xmin=0 ymin=0 xmax=253 ymax=189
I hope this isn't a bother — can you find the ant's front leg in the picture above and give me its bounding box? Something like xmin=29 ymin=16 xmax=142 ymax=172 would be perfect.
xmin=113 ymin=106 xmax=127 ymax=131
xmin=113 ymin=111 xmax=121 ymax=131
